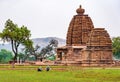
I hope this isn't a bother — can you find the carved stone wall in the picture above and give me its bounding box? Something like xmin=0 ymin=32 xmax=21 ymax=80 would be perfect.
xmin=87 ymin=28 xmax=112 ymax=48
xmin=66 ymin=6 xmax=94 ymax=46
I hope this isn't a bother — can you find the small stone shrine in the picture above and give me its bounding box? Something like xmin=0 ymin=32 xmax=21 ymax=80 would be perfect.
xmin=56 ymin=5 xmax=113 ymax=66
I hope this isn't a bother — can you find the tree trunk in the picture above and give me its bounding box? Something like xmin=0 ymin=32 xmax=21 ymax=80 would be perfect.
xmin=11 ymin=61 xmax=15 ymax=68
xmin=11 ymin=53 xmax=17 ymax=68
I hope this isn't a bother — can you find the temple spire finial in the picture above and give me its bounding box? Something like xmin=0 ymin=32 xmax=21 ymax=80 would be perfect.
xmin=76 ymin=5 xmax=85 ymax=15
xmin=80 ymin=5 xmax=82 ymax=8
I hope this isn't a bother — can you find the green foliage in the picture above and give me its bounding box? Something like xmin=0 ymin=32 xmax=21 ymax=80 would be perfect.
xmin=17 ymin=52 xmax=25 ymax=60
xmin=17 ymin=52 xmax=36 ymax=61
xmin=0 ymin=19 xmax=32 ymax=62
xmin=28 ymin=56 xmax=36 ymax=61
xmin=47 ymin=55 xmax=56 ymax=61
xmin=112 ymin=37 xmax=120 ymax=59
xmin=0 ymin=49 xmax=13 ymax=63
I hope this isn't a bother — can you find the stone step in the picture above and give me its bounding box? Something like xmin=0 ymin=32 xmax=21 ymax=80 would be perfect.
xmin=61 ymin=61 xmax=81 ymax=64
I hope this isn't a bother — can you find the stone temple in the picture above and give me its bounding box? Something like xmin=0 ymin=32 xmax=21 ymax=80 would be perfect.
xmin=56 ymin=5 xmax=113 ymax=66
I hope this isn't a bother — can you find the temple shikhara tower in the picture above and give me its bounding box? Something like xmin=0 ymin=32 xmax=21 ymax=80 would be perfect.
xmin=56 ymin=5 xmax=113 ymax=66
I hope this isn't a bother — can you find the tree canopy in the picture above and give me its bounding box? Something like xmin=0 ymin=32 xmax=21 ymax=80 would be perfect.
xmin=0 ymin=19 xmax=32 ymax=64
xmin=0 ymin=49 xmax=13 ymax=63
xmin=112 ymin=37 xmax=120 ymax=59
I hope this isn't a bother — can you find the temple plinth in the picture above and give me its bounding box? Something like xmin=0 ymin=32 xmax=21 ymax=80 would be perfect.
xmin=56 ymin=5 xmax=113 ymax=66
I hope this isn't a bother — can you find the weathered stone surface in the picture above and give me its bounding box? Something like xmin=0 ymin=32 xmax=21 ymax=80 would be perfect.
xmin=56 ymin=5 xmax=113 ymax=66
xmin=66 ymin=5 xmax=94 ymax=46
xmin=87 ymin=28 xmax=112 ymax=49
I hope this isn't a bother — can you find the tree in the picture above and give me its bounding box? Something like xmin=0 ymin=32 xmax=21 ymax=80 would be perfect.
xmin=39 ymin=39 xmax=58 ymax=61
xmin=21 ymin=39 xmax=34 ymax=61
xmin=112 ymin=37 xmax=120 ymax=59
xmin=22 ymin=44 xmax=40 ymax=61
xmin=0 ymin=19 xmax=32 ymax=67
xmin=22 ymin=39 xmax=58 ymax=61
xmin=32 ymin=44 xmax=41 ymax=60
xmin=0 ymin=49 xmax=13 ymax=63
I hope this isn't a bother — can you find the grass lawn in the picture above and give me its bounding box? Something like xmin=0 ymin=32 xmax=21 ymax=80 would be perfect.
xmin=0 ymin=65 xmax=120 ymax=82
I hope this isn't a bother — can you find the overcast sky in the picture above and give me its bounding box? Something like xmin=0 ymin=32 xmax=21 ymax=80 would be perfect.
xmin=0 ymin=0 xmax=120 ymax=39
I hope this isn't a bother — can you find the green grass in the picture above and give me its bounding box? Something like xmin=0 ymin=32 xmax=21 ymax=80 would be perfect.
xmin=0 ymin=65 xmax=120 ymax=82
